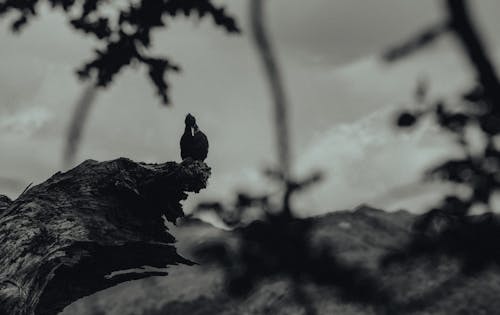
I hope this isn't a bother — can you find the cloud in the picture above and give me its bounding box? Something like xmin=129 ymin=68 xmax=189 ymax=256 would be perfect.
xmin=0 ymin=107 xmax=52 ymax=136
xmin=185 ymin=42 xmax=493 ymax=217
xmin=293 ymin=105 xmax=458 ymax=215
xmin=0 ymin=60 xmax=80 ymax=198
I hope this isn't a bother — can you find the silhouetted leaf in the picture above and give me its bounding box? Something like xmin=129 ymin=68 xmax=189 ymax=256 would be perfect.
xmin=383 ymin=22 xmax=449 ymax=62
xmin=396 ymin=112 xmax=417 ymax=127
xmin=0 ymin=0 xmax=241 ymax=104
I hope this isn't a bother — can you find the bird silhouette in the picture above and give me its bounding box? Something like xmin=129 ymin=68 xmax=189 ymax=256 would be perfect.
xmin=180 ymin=113 xmax=209 ymax=161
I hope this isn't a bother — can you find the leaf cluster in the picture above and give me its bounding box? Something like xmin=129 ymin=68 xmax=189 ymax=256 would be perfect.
xmin=386 ymin=0 xmax=500 ymax=274
xmin=0 ymin=0 xmax=240 ymax=103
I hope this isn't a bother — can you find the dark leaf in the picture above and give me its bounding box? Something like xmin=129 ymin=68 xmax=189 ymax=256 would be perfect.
xmin=396 ymin=112 xmax=418 ymax=127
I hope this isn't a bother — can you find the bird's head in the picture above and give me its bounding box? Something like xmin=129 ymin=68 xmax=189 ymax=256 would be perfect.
xmin=185 ymin=113 xmax=196 ymax=127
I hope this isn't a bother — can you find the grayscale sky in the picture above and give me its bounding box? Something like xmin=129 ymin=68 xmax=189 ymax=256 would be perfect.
xmin=1 ymin=0 xmax=500 ymax=216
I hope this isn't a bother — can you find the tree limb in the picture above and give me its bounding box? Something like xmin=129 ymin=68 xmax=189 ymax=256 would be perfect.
xmin=447 ymin=0 xmax=500 ymax=109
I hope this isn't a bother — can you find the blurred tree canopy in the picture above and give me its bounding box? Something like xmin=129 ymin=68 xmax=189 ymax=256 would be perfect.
xmin=385 ymin=0 xmax=500 ymax=274
xmin=0 ymin=0 xmax=240 ymax=104
xmin=195 ymin=0 xmax=500 ymax=314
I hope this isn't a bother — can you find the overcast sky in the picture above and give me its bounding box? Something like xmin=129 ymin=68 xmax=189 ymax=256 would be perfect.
xmin=1 ymin=1 xmax=500 ymax=216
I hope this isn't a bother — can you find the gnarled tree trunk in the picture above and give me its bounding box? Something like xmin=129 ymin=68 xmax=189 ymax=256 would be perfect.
xmin=0 ymin=157 xmax=210 ymax=315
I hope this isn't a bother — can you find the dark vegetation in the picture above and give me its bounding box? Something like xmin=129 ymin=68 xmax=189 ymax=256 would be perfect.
xmin=384 ymin=0 xmax=500 ymax=275
xmin=64 ymin=207 xmax=500 ymax=315
xmin=0 ymin=0 xmax=240 ymax=104
xmin=2 ymin=0 xmax=500 ymax=314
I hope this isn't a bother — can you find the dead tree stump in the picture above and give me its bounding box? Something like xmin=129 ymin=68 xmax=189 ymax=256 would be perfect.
xmin=0 ymin=157 xmax=210 ymax=315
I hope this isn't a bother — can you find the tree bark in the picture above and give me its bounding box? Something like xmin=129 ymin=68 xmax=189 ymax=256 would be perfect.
xmin=0 ymin=157 xmax=210 ymax=315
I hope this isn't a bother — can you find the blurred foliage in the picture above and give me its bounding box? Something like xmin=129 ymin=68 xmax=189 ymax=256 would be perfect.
xmin=194 ymin=171 xmax=397 ymax=315
xmin=0 ymin=0 xmax=240 ymax=104
xmin=384 ymin=0 xmax=500 ymax=274
xmin=194 ymin=0 xmax=500 ymax=314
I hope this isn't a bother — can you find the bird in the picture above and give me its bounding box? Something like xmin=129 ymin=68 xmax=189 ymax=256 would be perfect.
xmin=180 ymin=113 xmax=209 ymax=161
xmin=180 ymin=113 xmax=196 ymax=160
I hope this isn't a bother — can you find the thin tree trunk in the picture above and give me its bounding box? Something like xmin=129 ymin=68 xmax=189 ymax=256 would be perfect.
xmin=64 ymin=84 xmax=98 ymax=168
xmin=249 ymin=0 xmax=292 ymax=181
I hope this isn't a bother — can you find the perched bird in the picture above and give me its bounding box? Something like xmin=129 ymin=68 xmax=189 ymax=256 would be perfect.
xmin=180 ymin=114 xmax=196 ymax=160
xmin=180 ymin=113 xmax=209 ymax=161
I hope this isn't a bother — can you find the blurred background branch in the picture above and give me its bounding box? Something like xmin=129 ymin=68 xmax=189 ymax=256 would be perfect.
xmin=250 ymin=0 xmax=291 ymax=183
xmin=64 ymin=83 xmax=98 ymax=168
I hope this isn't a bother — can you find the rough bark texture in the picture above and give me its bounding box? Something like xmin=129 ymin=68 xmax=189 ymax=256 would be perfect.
xmin=0 ymin=157 xmax=211 ymax=315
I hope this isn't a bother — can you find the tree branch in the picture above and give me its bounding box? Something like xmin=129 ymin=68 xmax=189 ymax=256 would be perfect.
xmin=249 ymin=0 xmax=291 ymax=180
xmin=447 ymin=0 xmax=500 ymax=108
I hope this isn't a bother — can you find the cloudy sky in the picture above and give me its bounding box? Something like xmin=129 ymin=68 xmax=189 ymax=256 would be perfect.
xmin=1 ymin=0 xmax=500 ymax=216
